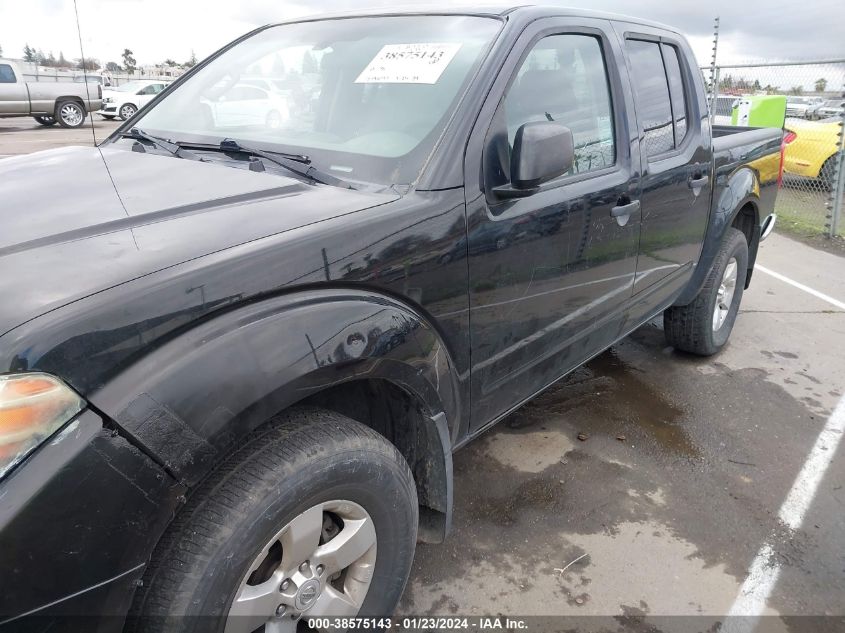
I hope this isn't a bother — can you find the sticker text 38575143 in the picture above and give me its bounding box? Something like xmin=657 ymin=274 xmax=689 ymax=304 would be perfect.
xmin=355 ymin=43 xmax=462 ymax=84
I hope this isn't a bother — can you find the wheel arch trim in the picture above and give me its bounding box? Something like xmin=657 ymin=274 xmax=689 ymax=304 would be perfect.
xmin=87 ymin=288 xmax=461 ymax=489
xmin=674 ymin=166 xmax=764 ymax=306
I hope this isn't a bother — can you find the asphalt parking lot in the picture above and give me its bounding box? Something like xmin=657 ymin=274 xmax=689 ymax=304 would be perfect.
xmin=0 ymin=115 xmax=120 ymax=157
xmin=2 ymin=120 xmax=843 ymax=631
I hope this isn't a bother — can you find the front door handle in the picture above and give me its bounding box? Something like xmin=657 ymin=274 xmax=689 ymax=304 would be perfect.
xmin=610 ymin=199 xmax=640 ymax=218
xmin=688 ymin=175 xmax=709 ymax=189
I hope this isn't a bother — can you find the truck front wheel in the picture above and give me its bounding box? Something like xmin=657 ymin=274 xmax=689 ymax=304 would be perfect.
xmin=128 ymin=407 xmax=419 ymax=633
xmin=55 ymin=100 xmax=86 ymax=128
xmin=663 ymin=227 xmax=749 ymax=356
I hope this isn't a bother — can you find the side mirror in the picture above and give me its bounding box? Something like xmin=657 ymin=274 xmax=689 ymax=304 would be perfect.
xmin=494 ymin=121 xmax=574 ymax=199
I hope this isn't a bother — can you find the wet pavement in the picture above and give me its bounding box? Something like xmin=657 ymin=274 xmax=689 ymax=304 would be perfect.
xmin=399 ymin=232 xmax=845 ymax=630
xmin=0 ymin=116 xmax=119 ymax=157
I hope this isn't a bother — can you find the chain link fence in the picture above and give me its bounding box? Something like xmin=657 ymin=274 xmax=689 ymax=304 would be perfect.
xmin=704 ymin=60 xmax=845 ymax=238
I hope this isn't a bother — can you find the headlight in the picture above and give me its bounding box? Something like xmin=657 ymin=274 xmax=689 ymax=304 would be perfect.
xmin=103 ymin=97 xmax=112 ymax=103
xmin=0 ymin=373 xmax=85 ymax=479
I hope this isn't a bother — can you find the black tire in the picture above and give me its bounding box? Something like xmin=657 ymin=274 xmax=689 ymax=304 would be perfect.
xmin=55 ymin=100 xmax=86 ymax=128
xmin=819 ymin=157 xmax=837 ymax=191
xmin=128 ymin=407 xmax=418 ymax=632
xmin=119 ymin=102 xmax=138 ymax=121
xmin=663 ymin=227 xmax=749 ymax=356
xmin=33 ymin=115 xmax=56 ymax=126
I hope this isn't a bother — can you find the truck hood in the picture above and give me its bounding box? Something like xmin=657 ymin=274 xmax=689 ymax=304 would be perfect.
xmin=0 ymin=145 xmax=398 ymax=335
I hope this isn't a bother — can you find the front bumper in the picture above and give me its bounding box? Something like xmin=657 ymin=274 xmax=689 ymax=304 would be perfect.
xmin=97 ymin=104 xmax=118 ymax=115
xmin=0 ymin=409 xmax=182 ymax=630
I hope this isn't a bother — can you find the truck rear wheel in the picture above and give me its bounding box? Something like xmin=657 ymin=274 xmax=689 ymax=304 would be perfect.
xmin=128 ymin=407 xmax=418 ymax=633
xmin=663 ymin=227 xmax=748 ymax=356
xmin=55 ymin=100 xmax=86 ymax=128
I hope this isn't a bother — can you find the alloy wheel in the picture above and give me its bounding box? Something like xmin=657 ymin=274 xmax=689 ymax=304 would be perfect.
xmin=224 ymin=499 xmax=377 ymax=633
xmin=60 ymin=103 xmax=84 ymax=127
xmin=713 ymin=257 xmax=738 ymax=331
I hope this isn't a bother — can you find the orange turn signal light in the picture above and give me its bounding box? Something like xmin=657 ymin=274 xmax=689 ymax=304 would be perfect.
xmin=0 ymin=373 xmax=85 ymax=478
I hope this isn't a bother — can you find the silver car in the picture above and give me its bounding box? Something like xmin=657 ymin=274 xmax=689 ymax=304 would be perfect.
xmin=816 ymin=99 xmax=845 ymax=119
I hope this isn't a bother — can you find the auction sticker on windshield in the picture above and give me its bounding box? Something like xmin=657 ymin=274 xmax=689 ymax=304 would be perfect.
xmin=355 ymin=43 xmax=462 ymax=84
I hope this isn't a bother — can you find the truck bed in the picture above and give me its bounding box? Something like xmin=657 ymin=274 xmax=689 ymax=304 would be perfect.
xmin=712 ymin=124 xmax=783 ymax=186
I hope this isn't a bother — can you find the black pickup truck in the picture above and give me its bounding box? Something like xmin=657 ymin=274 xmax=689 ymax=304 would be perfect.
xmin=0 ymin=6 xmax=783 ymax=631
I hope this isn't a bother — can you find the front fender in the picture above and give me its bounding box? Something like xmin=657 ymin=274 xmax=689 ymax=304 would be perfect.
xmin=88 ymin=288 xmax=460 ymax=487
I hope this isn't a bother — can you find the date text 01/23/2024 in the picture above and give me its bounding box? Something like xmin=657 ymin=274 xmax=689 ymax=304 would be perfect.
xmin=306 ymin=617 xmax=528 ymax=630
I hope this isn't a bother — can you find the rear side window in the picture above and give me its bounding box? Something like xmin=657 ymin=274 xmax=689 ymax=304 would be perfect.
xmin=662 ymin=45 xmax=688 ymax=146
xmin=0 ymin=64 xmax=16 ymax=83
xmin=625 ymin=40 xmax=673 ymax=157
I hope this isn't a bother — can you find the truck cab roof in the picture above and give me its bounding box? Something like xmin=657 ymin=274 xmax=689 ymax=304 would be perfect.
xmin=272 ymin=4 xmax=680 ymax=35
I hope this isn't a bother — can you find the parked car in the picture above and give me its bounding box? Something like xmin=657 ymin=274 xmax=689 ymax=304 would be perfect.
xmin=816 ymin=99 xmax=845 ymax=119
xmin=785 ymin=96 xmax=824 ymax=119
xmin=74 ymin=73 xmax=112 ymax=87
xmin=783 ymin=117 xmax=844 ymax=187
xmin=0 ymin=59 xmax=102 ymax=128
xmin=0 ymin=6 xmax=783 ymax=630
xmin=206 ymin=83 xmax=291 ymax=129
xmin=98 ymin=79 xmax=169 ymax=120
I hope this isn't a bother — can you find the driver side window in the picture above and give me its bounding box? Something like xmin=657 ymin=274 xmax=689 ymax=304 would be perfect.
xmin=485 ymin=34 xmax=616 ymax=193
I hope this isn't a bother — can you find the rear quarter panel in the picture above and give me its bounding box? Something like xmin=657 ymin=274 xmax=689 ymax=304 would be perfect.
xmin=674 ymin=126 xmax=781 ymax=305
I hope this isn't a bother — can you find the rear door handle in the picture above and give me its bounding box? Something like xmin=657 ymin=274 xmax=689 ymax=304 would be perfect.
xmin=610 ymin=200 xmax=640 ymax=218
xmin=688 ymin=175 xmax=709 ymax=189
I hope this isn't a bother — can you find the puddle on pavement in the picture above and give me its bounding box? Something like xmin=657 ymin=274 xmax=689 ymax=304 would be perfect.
xmin=585 ymin=350 xmax=697 ymax=457
xmin=512 ymin=347 xmax=699 ymax=457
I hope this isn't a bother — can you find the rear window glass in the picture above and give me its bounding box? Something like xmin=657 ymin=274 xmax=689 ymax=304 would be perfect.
xmin=662 ymin=44 xmax=688 ymax=146
xmin=625 ymin=39 xmax=673 ymax=157
xmin=0 ymin=64 xmax=16 ymax=83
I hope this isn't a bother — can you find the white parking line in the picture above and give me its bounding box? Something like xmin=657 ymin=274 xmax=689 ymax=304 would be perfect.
xmin=756 ymin=265 xmax=845 ymax=311
xmin=724 ymin=263 xmax=845 ymax=631
xmin=725 ymin=395 xmax=845 ymax=629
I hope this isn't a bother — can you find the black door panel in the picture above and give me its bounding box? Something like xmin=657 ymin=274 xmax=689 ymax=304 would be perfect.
xmin=463 ymin=21 xmax=643 ymax=429
xmin=620 ymin=32 xmax=713 ymax=293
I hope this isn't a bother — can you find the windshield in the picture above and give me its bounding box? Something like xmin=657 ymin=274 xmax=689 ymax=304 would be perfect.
xmin=823 ymin=100 xmax=844 ymax=107
xmin=132 ymin=15 xmax=501 ymax=187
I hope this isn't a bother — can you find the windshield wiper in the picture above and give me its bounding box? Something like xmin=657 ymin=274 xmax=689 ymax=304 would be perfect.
xmin=122 ymin=128 xmax=207 ymax=162
xmin=221 ymin=139 xmax=310 ymax=165
xmin=212 ymin=138 xmax=355 ymax=188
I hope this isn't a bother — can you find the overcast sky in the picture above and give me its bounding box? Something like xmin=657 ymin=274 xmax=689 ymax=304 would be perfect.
xmin=1 ymin=0 xmax=843 ymax=69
